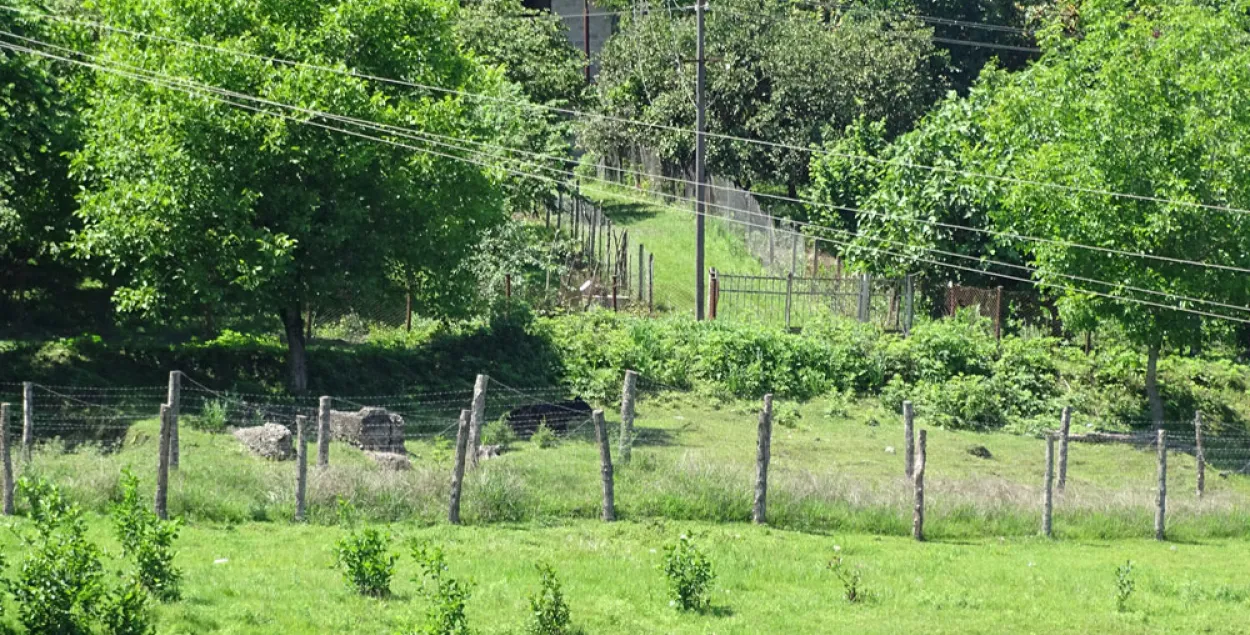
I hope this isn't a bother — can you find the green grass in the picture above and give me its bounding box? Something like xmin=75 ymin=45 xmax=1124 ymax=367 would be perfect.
xmin=580 ymin=183 xmax=765 ymax=312
xmin=2 ymin=516 xmax=1249 ymax=633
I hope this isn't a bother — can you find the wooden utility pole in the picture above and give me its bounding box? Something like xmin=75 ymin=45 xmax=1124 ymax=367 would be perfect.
xmin=694 ymin=0 xmax=707 ymax=320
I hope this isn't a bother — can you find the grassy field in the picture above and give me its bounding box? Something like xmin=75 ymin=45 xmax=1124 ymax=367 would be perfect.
xmin=6 ymin=391 xmax=1250 ymax=632
xmin=580 ymin=183 xmax=765 ymax=313
xmin=3 ymin=515 xmax=1248 ymax=634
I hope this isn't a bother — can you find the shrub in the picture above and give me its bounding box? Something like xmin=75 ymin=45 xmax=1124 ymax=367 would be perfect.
xmin=661 ymin=532 xmax=715 ymax=612
xmin=482 ymin=417 xmax=518 ymax=450
xmin=11 ymin=477 xmax=107 ymax=634
xmin=1115 ymin=560 xmax=1135 ymax=612
xmin=190 ymin=399 xmax=230 ymax=433
xmin=889 ymin=312 xmax=997 ymax=383
xmin=531 ymin=423 xmax=558 ymax=449
xmin=828 ymin=556 xmax=866 ymax=604
xmin=411 ymin=540 xmax=471 ymax=635
xmin=916 ymin=375 xmax=1007 ymax=431
xmin=773 ymin=402 xmax=801 ymax=429
xmin=334 ymin=500 xmax=397 ymax=597
xmin=97 ymin=580 xmax=154 ymax=635
xmin=527 ymin=563 xmax=578 ymax=635
xmin=113 ymin=469 xmax=182 ymax=602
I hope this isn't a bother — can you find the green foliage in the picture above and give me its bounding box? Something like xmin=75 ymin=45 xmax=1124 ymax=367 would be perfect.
xmin=334 ymin=500 xmax=397 ymax=598
xmin=773 ymin=402 xmax=801 ymax=429
xmin=97 ymin=580 xmax=154 ymax=635
xmin=1114 ymin=560 xmax=1135 ymax=613
xmin=189 ymin=399 xmax=229 ymax=433
xmin=828 ymin=556 xmax=866 ymax=604
xmin=112 ymin=469 xmax=182 ymax=602
xmin=530 ymin=423 xmax=558 ymax=449
xmin=660 ymin=533 xmax=715 ymax=612
xmin=482 ymin=417 xmax=519 ymax=450
xmin=10 ymin=477 xmax=106 ymax=634
xmin=410 ymin=540 xmax=472 ymax=635
xmin=526 ymin=563 xmax=578 ymax=635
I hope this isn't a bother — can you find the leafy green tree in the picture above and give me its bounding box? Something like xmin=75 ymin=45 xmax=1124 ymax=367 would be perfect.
xmin=585 ymin=0 xmax=946 ymax=197
xmin=72 ymin=0 xmax=516 ymax=391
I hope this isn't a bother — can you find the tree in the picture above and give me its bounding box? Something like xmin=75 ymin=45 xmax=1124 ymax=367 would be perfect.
xmin=585 ymin=0 xmax=946 ymax=197
xmin=72 ymin=0 xmax=516 ymax=391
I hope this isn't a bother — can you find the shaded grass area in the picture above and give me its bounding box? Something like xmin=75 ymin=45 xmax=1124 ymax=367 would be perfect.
xmin=580 ymin=183 xmax=765 ymax=312
xmin=17 ymin=392 xmax=1250 ymax=541
xmin=1 ymin=517 xmax=1248 ymax=634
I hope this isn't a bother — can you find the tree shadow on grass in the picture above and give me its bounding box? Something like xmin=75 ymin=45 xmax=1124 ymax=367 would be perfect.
xmin=700 ymin=605 xmax=735 ymax=618
xmin=595 ymin=200 xmax=661 ymax=225
xmin=632 ymin=426 xmax=677 ymax=447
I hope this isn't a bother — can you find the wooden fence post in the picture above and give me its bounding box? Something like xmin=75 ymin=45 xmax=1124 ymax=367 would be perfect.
xmin=593 ymin=410 xmax=615 ymax=522
xmin=295 ymin=415 xmax=308 ymax=522
xmin=709 ymin=268 xmax=719 ymax=320
xmin=449 ymin=410 xmax=470 ymax=525
xmin=1043 ymin=434 xmax=1055 ymax=538
xmin=1195 ymin=411 xmax=1205 ymax=498
xmin=638 ymin=244 xmax=645 ymax=301
xmin=167 ymin=371 xmax=181 ymax=469
xmin=21 ymin=382 xmax=33 ymax=463
xmin=1057 ymin=406 xmax=1071 ymax=492
xmin=612 ymin=275 xmax=619 ymax=312
xmin=2 ymin=403 xmax=13 ymax=516
xmin=903 ymin=401 xmax=915 ymax=479
xmin=913 ymin=429 xmax=927 ymax=542
xmin=619 ymin=370 xmax=638 ymax=464
xmin=994 ymin=286 xmax=1004 ymax=341
xmin=505 ymin=274 xmax=512 ymax=300
xmin=784 ymin=272 xmax=794 ymax=331
xmin=318 ymin=397 xmax=331 ymax=468
xmin=468 ymin=374 xmax=488 ymax=469
xmin=858 ymin=274 xmax=872 ymax=323
xmin=155 ymin=404 xmax=171 ymax=520
xmin=648 ymin=254 xmax=655 ymax=313
xmin=903 ymin=275 xmax=915 ymax=337
xmin=753 ymin=394 xmax=774 ymax=524
xmin=1155 ymin=429 xmax=1167 ymax=541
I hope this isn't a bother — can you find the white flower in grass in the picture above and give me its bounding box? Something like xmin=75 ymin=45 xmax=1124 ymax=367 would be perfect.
xmin=833 ymin=545 xmax=842 ymax=552
xmin=213 ymin=558 xmax=229 ymax=565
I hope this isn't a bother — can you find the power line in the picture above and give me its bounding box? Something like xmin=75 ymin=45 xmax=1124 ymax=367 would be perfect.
xmin=6 ymin=34 xmax=1249 ymax=324
xmin=8 ymin=3 xmax=1250 ymax=221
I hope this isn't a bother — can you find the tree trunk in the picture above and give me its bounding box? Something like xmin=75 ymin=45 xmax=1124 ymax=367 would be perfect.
xmin=1146 ymin=344 xmax=1163 ymax=431
xmin=281 ymin=308 xmax=309 ymax=394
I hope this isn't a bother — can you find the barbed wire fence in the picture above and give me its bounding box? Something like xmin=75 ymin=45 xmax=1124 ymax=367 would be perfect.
xmin=3 ymin=371 xmax=1250 ymax=540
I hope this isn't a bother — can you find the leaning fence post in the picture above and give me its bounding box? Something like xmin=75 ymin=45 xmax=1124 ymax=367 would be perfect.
xmin=912 ymin=429 xmax=927 ymax=542
xmin=295 ymin=415 xmax=308 ymax=522
xmin=753 ymin=394 xmax=774 ymax=524
xmin=155 ymin=404 xmax=171 ymax=520
xmin=21 ymin=382 xmax=33 ymax=463
xmin=468 ymin=374 xmax=488 ymax=469
xmin=318 ymin=396 xmax=331 ymax=468
xmin=1195 ymin=411 xmax=1205 ymax=498
xmin=1155 ymin=429 xmax=1167 ymax=541
xmin=1057 ymin=406 xmax=1071 ymax=492
xmin=167 ymin=371 xmax=181 ymax=469
xmin=903 ymin=401 xmax=915 ymax=479
xmin=2 ymin=403 xmax=13 ymax=516
xmin=1043 ymin=434 xmax=1055 ymax=538
xmin=593 ymin=410 xmax=615 ymax=522
xmin=619 ymin=370 xmax=638 ymax=464
xmin=449 ymin=410 xmax=470 ymax=525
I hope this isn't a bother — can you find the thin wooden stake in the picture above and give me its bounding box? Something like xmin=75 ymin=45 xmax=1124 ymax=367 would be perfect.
xmin=1155 ymin=429 xmax=1167 ymax=541
xmin=1043 ymin=434 xmax=1055 ymax=538
xmin=449 ymin=410 xmax=470 ymax=525
xmin=619 ymin=370 xmax=638 ymax=463
xmin=1195 ymin=411 xmax=1205 ymax=498
xmin=753 ymin=394 xmax=774 ymax=524
xmin=593 ymin=410 xmax=615 ymax=522
xmin=912 ymin=429 xmax=927 ymax=542
xmin=167 ymin=371 xmax=181 ymax=469
xmin=295 ymin=415 xmax=308 ymax=522
xmin=903 ymin=401 xmax=915 ymax=479
xmin=468 ymin=374 xmax=488 ymax=469
xmin=318 ymin=396 xmax=331 ymax=468
xmin=155 ymin=404 xmax=171 ymax=520
xmin=1057 ymin=406 xmax=1071 ymax=492
xmin=1 ymin=403 xmax=13 ymax=516
xmin=21 ymin=382 xmax=33 ymax=463
xmin=648 ymin=254 xmax=655 ymax=313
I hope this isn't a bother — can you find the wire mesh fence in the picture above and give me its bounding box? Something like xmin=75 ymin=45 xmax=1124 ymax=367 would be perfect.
xmin=710 ymin=271 xmax=914 ymax=332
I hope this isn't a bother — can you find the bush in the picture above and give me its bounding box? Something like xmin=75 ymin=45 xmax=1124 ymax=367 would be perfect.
xmin=411 ymin=541 xmax=471 ymax=635
xmin=333 ymin=500 xmax=397 ymax=597
xmin=11 ymin=477 xmax=107 ymax=634
xmin=113 ymin=469 xmax=182 ymax=602
xmin=773 ymin=402 xmax=801 ymax=429
xmin=661 ymin=532 xmax=715 ymax=612
xmin=190 ymin=399 xmax=229 ymax=433
xmin=916 ymin=375 xmax=1007 ymax=431
xmin=527 ymin=563 xmax=578 ymax=635
xmin=97 ymin=580 xmax=154 ymax=635
xmin=531 ymin=423 xmax=558 ymax=449
xmin=482 ymin=417 xmax=518 ymax=450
